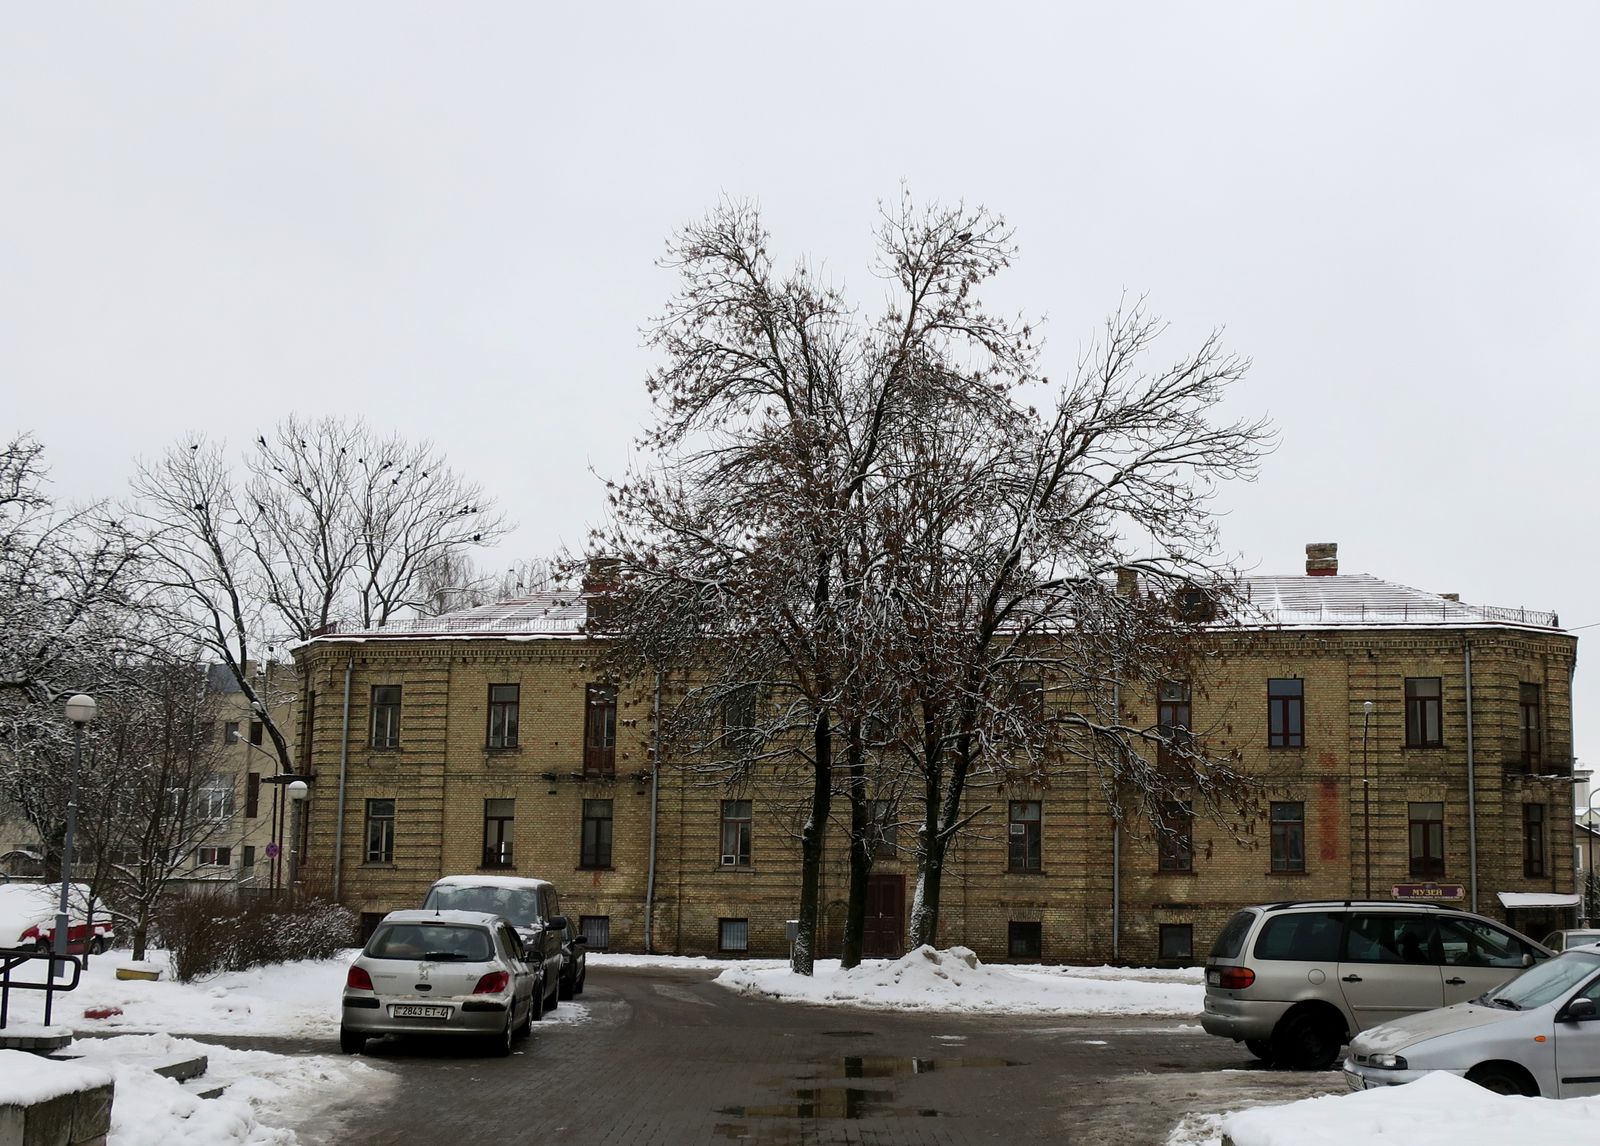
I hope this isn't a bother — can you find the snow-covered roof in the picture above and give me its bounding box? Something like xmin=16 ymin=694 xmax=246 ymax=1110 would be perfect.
xmin=300 ymin=573 xmax=1564 ymax=646
xmin=1496 ymin=891 xmax=1582 ymax=909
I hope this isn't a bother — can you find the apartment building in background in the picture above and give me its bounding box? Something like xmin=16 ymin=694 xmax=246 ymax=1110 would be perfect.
xmin=289 ymin=544 xmax=1579 ymax=963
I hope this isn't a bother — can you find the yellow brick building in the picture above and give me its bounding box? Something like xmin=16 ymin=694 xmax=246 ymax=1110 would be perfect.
xmin=291 ymin=545 xmax=1578 ymax=963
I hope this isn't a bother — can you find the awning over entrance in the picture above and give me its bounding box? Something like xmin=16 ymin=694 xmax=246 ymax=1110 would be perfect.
xmin=1496 ymin=891 xmax=1582 ymax=909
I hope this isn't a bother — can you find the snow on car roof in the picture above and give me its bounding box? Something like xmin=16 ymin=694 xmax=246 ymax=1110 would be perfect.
xmin=430 ymin=874 xmax=555 ymax=891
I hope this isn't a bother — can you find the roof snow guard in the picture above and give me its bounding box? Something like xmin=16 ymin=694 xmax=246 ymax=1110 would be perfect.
xmin=1239 ymin=574 xmax=1561 ymax=633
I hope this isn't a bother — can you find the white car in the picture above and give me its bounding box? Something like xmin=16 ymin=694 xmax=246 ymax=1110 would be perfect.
xmin=1343 ymin=948 xmax=1600 ymax=1098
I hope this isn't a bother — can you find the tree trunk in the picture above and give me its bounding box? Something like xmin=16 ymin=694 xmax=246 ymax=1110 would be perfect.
xmin=840 ymin=741 xmax=871 ymax=969
xmin=909 ymin=734 xmax=974 ymax=949
xmin=791 ymin=706 xmax=833 ymax=975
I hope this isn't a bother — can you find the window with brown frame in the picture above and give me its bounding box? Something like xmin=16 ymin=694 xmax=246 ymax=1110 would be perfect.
xmin=364 ymin=798 xmax=395 ymax=864
xmin=1270 ymin=801 xmax=1306 ymax=872
xmin=1158 ymin=681 xmax=1193 ymax=765
xmin=1267 ymin=679 xmax=1304 ymax=748
xmin=249 ymin=720 xmax=264 ymax=746
xmin=1404 ymin=677 xmax=1442 ymax=747
xmin=1409 ymin=802 xmax=1445 ymax=877
xmin=1158 ymin=801 xmax=1193 ymax=872
xmin=718 ymin=918 xmax=749 ymax=953
xmin=487 ymin=684 xmax=520 ymax=749
xmin=720 ymin=799 xmax=752 ymax=866
xmin=245 ymin=772 xmax=260 ymax=818
xmin=1008 ymin=921 xmax=1043 ymax=959
xmin=1159 ymin=923 xmax=1194 ymax=963
xmin=1520 ymin=683 xmax=1542 ymax=769
xmin=1524 ymin=804 xmax=1546 ymax=877
xmin=722 ymin=685 xmax=759 ymax=754
xmin=583 ymin=684 xmax=617 ymax=775
xmin=1007 ymin=800 xmax=1042 ymax=872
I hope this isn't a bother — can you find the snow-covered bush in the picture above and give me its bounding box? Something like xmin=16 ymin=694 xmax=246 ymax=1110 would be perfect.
xmin=158 ymin=890 xmax=355 ymax=981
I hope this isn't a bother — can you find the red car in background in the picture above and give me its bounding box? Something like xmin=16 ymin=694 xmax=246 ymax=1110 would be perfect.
xmin=0 ymin=882 xmax=114 ymax=955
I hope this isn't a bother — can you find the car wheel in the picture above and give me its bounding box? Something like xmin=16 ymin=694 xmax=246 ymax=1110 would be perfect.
xmin=573 ymin=965 xmax=584 ymax=996
xmin=89 ymin=937 xmax=107 ymax=956
xmin=1467 ymin=1063 xmax=1536 ymax=1096
xmin=529 ymin=973 xmax=546 ymax=1023
xmin=545 ymin=968 xmax=559 ymax=1011
xmin=1271 ymin=1010 xmax=1343 ymax=1071
xmin=1244 ymin=1039 xmax=1274 ymax=1063
xmin=559 ymin=970 xmax=574 ymax=1001
xmin=34 ymin=939 xmax=51 ymax=954
xmin=489 ymin=1014 xmax=514 ymax=1057
xmin=339 ymin=1026 xmax=366 ymax=1055
xmin=516 ymin=995 xmax=535 ymax=1039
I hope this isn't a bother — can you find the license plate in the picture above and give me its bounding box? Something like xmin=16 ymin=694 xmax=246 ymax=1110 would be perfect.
xmin=391 ymin=1004 xmax=451 ymax=1020
xmin=1206 ymin=969 xmax=1220 ymax=986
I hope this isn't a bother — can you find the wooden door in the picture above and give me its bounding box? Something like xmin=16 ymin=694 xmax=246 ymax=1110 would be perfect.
xmin=863 ymin=874 xmax=905 ymax=958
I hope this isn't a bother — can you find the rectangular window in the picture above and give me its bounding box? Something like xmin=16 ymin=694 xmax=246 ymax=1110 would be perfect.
xmin=581 ymin=799 xmax=613 ymax=868
xmin=364 ymin=798 xmax=396 ymax=864
xmin=722 ymin=685 xmax=758 ymax=753
xmin=223 ymin=721 xmax=240 ymax=745
xmin=1267 ymin=678 xmax=1304 ymax=748
xmin=1524 ymin=804 xmax=1546 ymax=878
xmin=1007 ymin=800 xmax=1042 ymax=872
xmin=486 ymin=683 xmax=520 ymax=749
xmin=245 ymin=772 xmax=260 ymax=818
xmin=241 ymin=845 xmax=256 ymax=868
xmin=1008 ymin=921 xmax=1043 ymax=959
xmin=579 ymin=915 xmax=611 ymax=950
xmin=197 ymin=846 xmax=231 ymax=867
xmin=1159 ymin=923 xmax=1194 ymax=963
xmin=371 ymin=685 xmax=402 ymax=749
xmin=483 ymin=798 xmax=515 ymax=868
xmin=1404 ymin=677 xmax=1442 ymax=747
xmin=1158 ymin=801 xmax=1194 ymax=873
xmin=719 ymin=918 xmax=749 ymax=953
xmin=870 ymin=798 xmax=898 ymax=858
xmin=194 ymin=778 xmax=235 ymax=821
xmin=249 ymin=720 xmax=264 ymax=746
xmin=1520 ymin=683 xmax=1542 ymax=769
xmin=1017 ymin=679 xmax=1045 ymax=722
xmin=720 ymin=799 xmax=752 ymax=866
xmin=1408 ymin=801 xmax=1445 ymax=878
xmin=1158 ymin=680 xmax=1193 ymax=763
xmin=1270 ymin=801 xmax=1306 ymax=873
xmin=584 ymin=684 xmax=617 ymax=775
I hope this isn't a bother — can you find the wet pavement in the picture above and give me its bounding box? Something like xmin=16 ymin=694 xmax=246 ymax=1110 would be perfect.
xmin=260 ymin=964 xmax=1340 ymax=1145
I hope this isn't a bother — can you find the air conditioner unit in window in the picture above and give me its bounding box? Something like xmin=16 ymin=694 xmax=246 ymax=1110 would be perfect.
xmin=721 ymin=854 xmax=738 ymax=866
xmin=1009 ymin=824 xmax=1026 ymax=836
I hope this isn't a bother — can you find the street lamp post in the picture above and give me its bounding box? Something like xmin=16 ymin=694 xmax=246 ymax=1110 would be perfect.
xmin=56 ymin=694 xmax=97 ymax=972
xmin=287 ymin=780 xmax=309 ymax=892
xmin=1362 ymin=700 xmax=1375 ymax=899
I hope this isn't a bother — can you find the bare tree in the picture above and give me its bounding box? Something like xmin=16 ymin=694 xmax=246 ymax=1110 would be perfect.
xmin=127 ymin=418 xmax=509 ymax=775
xmin=600 ymin=193 xmax=1030 ymax=972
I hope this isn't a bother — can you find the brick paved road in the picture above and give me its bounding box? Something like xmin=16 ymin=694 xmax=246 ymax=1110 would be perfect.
xmin=273 ymin=964 xmax=1339 ymax=1146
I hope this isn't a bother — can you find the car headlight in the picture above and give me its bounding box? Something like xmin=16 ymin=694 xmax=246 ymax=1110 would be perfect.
xmin=1368 ymin=1053 xmax=1409 ymax=1070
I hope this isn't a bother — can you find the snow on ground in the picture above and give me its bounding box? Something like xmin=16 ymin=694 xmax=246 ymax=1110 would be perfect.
xmin=1167 ymin=1071 xmax=1600 ymax=1145
xmin=710 ymin=944 xmax=1204 ymax=1015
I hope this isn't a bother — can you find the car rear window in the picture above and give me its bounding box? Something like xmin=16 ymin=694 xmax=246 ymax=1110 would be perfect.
xmin=1253 ymin=911 xmax=1343 ymax=962
xmin=369 ymin=923 xmax=494 ymax=962
xmin=1210 ymin=911 xmax=1257 ymax=960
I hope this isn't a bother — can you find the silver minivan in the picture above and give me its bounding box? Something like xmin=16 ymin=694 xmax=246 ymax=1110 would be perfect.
xmin=421 ymin=875 xmax=570 ymax=1014
xmin=1202 ymin=900 xmax=1550 ymax=1069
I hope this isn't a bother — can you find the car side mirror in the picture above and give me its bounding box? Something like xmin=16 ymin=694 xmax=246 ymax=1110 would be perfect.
xmin=1522 ymin=952 xmax=1535 ymax=968
xmin=546 ymin=915 xmax=568 ymax=932
xmin=1562 ymin=997 xmax=1598 ymax=1023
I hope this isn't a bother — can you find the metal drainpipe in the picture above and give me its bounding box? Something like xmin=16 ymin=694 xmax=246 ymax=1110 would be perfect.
xmin=1111 ymin=676 xmax=1121 ymax=963
xmin=644 ymin=670 xmax=662 ymax=955
xmin=1464 ymin=642 xmax=1478 ymax=913
xmin=333 ymin=656 xmax=354 ymax=901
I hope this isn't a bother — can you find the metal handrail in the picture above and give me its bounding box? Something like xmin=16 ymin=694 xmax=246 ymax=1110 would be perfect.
xmin=0 ymin=947 xmax=84 ymax=1028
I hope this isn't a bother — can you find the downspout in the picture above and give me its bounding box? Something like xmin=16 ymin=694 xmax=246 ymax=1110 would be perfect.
xmin=644 ymin=670 xmax=662 ymax=954
xmin=1464 ymin=642 xmax=1478 ymax=913
xmin=333 ymin=655 xmax=354 ymax=901
xmin=1111 ymin=676 xmax=1121 ymax=963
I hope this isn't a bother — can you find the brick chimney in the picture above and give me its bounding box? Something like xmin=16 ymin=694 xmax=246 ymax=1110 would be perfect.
xmin=1115 ymin=566 xmax=1139 ymax=598
xmin=583 ymin=557 xmax=621 ymax=631
xmin=1305 ymin=542 xmax=1338 ymax=576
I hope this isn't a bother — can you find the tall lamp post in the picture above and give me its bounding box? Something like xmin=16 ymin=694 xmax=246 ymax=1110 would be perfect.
xmin=1362 ymin=700 xmax=1375 ymax=899
xmin=56 ymin=694 xmax=97 ymax=971
xmin=286 ymin=780 xmax=309 ymax=893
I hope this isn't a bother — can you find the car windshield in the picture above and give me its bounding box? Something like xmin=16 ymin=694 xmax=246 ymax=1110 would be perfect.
xmin=369 ymin=923 xmax=494 ymax=962
xmin=1481 ymin=951 xmax=1600 ymax=1010
xmin=425 ymin=884 xmax=542 ymax=927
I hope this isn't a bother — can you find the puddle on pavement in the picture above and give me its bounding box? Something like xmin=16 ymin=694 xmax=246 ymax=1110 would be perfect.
xmin=719 ymin=1054 xmax=1020 ymax=1128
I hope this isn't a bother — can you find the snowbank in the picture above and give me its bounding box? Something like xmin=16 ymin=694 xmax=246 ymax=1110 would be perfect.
xmin=1212 ymin=1071 xmax=1600 ymax=1146
xmin=713 ymin=945 xmax=1204 ymax=1015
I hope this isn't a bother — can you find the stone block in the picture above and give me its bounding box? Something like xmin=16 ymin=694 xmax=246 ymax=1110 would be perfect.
xmin=69 ymin=1084 xmax=112 ymax=1145
xmin=0 ymin=1104 xmax=24 ymax=1146
xmin=25 ymin=1092 xmax=72 ymax=1146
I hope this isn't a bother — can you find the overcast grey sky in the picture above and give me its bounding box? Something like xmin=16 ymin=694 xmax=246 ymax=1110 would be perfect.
xmin=4 ymin=3 xmax=1596 ymax=768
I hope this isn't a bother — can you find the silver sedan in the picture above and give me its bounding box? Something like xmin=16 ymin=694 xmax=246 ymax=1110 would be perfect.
xmin=1344 ymin=948 xmax=1600 ymax=1098
xmin=340 ymin=909 xmax=538 ymax=1056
